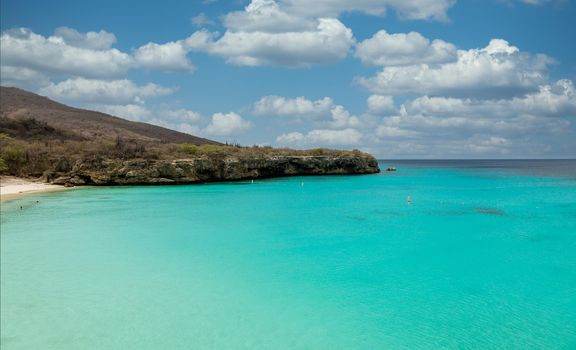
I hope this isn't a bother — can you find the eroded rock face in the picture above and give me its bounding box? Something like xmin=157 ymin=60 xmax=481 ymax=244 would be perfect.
xmin=43 ymin=154 xmax=380 ymax=186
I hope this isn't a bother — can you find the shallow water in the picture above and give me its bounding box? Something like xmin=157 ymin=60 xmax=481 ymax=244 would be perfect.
xmin=2 ymin=160 xmax=576 ymax=349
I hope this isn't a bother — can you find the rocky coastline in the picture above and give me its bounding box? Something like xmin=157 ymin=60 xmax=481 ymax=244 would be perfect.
xmin=43 ymin=154 xmax=380 ymax=186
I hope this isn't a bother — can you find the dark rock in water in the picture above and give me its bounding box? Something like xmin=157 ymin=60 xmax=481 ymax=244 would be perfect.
xmin=43 ymin=154 xmax=380 ymax=186
xmin=475 ymin=207 xmax=506 ymax=216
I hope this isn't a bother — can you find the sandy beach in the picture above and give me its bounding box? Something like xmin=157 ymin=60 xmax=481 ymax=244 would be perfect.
xmin=0 ymin=176 xmax=69 ymax=201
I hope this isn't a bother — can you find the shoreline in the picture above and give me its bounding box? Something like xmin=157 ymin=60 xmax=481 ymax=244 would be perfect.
xmin=0 ymin=176 xmax=70 ymax=202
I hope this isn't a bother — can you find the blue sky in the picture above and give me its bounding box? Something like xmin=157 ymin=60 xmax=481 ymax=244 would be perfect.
xmin=1 ymin=0 xmax=575 ymax=158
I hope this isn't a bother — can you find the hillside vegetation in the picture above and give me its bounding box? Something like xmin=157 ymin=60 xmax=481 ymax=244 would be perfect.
xmin=0 ymin=87 xmax=379 ymax=183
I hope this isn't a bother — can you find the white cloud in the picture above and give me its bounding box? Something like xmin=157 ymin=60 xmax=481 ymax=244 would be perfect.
xmin=183 ymin=30 xmax=217 ymax=51
xmin=146 ymin=109 xmax=204 ymax=136
xmin=186 ymin=0 xmax=456 ymax=67
xmin=368 ymin=82 xmax=574 ymax=156
xmin=252 ymin=95 xmax=364 ymax=129
xmin=404 ymin=79 xmax=576 ymax=118
xmin=0 ymin=27 xmax=198 ymax=89
xmin=134 ymin=40 xmax=195 ymax=72
xmin=205 ymin=112 xmax=251 ymax=136
xmin=519 ymin=0 xmax=558 ymax=5
xmin=358 ymin=39 xmax=553 ymax=98
xmin=192 ymin=17 xmax=354 ymax=67
xmin=53 ymin=26 xmax=117 ymax=50
xmin=376 ymin=126 xmax=419 ymax=138
xmin=367 ymin=95 xmax=397 ymax=114
xmin=39 ymin=78 xmax=174 ymax=105
xmin=355 ymin=30 xmax=457 ymax=66
xmin=362 ymin=79 xmax=576 ymax=157
xmin=191 ymin=13 xmax=216 ymax=27
xmin=253 ymin=95 xmax=334 ymax=117
xmin=276 ymin=128 xmax=362 ymax=146
xmin=92 ymin=105 xmax=205 ymax=136
xmin=163 ymin=109 xmax=202 ymax=124
xmin=276 ymin=132 xmax=305 ymax=144
xmin=0 ymin=28 xmax=133 ymax=79
xmin=224 ymin=0 xmax=315 ymax=33
xmin=280 ymin=0 xmax=456 ymax=21
xmin=328 ymin=105 xmax=361 ymax=128
xmin=465 ymin=136 xmax=511 ymax=154
xmin=0 ymin=65 xmax=50 ymax=90
xmin=95 ymin=104 xmax=153 ymax=121
xmin=378 ymin=113 xmax=569 ymax=137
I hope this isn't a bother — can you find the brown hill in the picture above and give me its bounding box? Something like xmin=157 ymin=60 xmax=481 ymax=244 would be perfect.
xmin=0 ymin=87 xmax=219 ymax=145
xmin=0 ymin=87 xmax=380 ymax=183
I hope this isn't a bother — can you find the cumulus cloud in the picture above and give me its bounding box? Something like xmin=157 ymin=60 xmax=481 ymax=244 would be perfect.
xmin=146 ymin=109 xmax=204 ymax=135
xmin=252 ymin=95 xmax=365 ymax=129
xmin=0 ymin=65 xmax=50 ymax=90
xmin=378 ymin=113 xmax=569 ymax=137
xmin=368 ymin=80 xmax=575 ymax=157
xmin=134 ymin=40 xmax=195 ymax=72
xmin=0 ymin=26 xmax=199 ymax=90
xmin=191 ymin=13 xmax=216 ymax=27
xmin=39 ymin=78 xmax=174 ymax=105
xmin=253 ymin=95 xmax=334 ymax=118
xmin=276 ymin=128 xmax=362 ymax=146
xmin=92 ymin=104 xmax=205 ymax=136
xmin=404 ymin=79 xmax=576 ymax=117
xmin=376 ymin=126 xmax=419 ymax=138
xmin=95 ymin=104 xmax=153 ymax=122
xmin=358 ymin=39 xmax=553 ymax=98
xmin=53 ymin=26 xmax=117 ymax=50
xmin=205 ymin=112 xmax=251 ymax=136
xmin=328 ymin=106 xmax=361 ymax=128
xmin=163 ymin=109 xmax=202 ymax=124
xmin=355 ymin=30 xmax=457 ymax=66
xmin=185 ymin=0 xmax=457 ymax=67
xmin=0 ymin=28 xmax=133 ymax=79
xmin=518 ymin=0 xmax=560 ymax=5
xmin=375 ymin=135 xmax=525 ymax=157
xmin=191 ymin=17 xmax=354 ymax=67
xmin=367 ymin=95 xmax=397 ymax=115
xmin=224 ymin=0 xmax=315 ymax=33
xmin=281 ymin=0 xmax=456 ymax=21
xmin=377 ymin=111 xmax=570 ymax=141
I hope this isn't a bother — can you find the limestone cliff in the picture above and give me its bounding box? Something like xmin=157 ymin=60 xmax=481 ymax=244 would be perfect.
xmin=45 ymin=154 xmax=380 ymax=186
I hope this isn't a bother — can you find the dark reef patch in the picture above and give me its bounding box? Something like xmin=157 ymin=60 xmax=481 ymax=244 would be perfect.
xmin=474 ymin=207 xmax=506 ymax=216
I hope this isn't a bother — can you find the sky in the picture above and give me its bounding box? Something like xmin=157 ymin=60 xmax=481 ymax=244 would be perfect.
xmin=1 ymin=0 xmax=575 ymax=158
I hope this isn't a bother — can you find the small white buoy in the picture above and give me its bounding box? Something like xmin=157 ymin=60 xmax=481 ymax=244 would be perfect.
xmin=407 ymin=195 xmax=411 ymax=204
xmin=301 ymin=181 xmax=304 ymax=187
xmin=251 ymin=179 xmax=254 ymax=184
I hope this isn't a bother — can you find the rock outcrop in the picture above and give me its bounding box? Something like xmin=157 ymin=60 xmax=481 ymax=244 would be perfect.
xmin=44 ymin=154 xmax=380 ymax=186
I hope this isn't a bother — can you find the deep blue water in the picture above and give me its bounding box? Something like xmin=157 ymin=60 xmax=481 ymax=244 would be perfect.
xmin=1 ymin=160 xmax=575 ymax=349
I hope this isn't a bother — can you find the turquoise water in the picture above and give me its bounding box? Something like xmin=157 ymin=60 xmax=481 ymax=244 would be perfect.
xmin=1 ymin=160 xmax=576 ymax=349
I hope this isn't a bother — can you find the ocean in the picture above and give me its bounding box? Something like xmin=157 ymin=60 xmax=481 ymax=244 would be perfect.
xmin=1 ymin=160 xmax=575 ymax=349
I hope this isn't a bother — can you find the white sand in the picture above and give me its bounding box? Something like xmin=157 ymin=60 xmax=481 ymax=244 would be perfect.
xmin=0 ymin=176 xmax=69 ymax=201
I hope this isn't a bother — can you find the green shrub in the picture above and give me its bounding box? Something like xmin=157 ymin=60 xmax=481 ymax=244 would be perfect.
xmin=181 ymin=143 xmax=199 ymax=155
xmin=309 ymin=148 xmax=325 ymax=156
xmin=1 ymin=145 xmax=27 ymax=174
xmin=0 ymin=156 xmax=8 ymax=174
